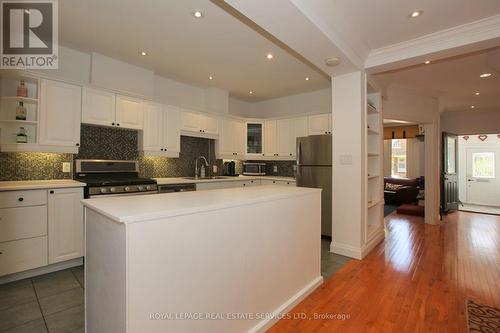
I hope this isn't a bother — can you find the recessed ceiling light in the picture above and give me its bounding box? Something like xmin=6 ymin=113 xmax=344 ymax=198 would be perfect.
xmin=192 ymin=10 xmax=203 ymax=18
xmin=139 ymin=51 xmax=148 ymax=56
xmin=475 ymin=92 xmax=480 ymax=96
xmin=471 ymin=105 xmax=475 ymax=109
xmin=249 ymin=91 xmax=254 ymax=95
xmin=424 ymin=60 xmax=430 ymax=64
xmin=266 ymin=53 xmax=274 ymax=60
xmin=305 ymin=77 xmax=310 ymax=81
xmin=480 ymin=73 xmax=492 ymax=78
xmin=208 ymin=76 xmax=213 ymax=80
xmin=409 ymin=10 xmax=423 ymax=18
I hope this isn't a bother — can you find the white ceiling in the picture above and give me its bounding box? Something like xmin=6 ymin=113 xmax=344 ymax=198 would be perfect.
xmin=312 ymin=0 xmax=500 ymax=53
xmin=58 ymin=0 xmax=330 ymax=101
xmin=375 ymin=47 xmax=500 ymax=113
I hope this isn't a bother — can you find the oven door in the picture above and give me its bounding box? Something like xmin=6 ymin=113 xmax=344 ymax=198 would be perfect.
xmin=88 ymin=191 xmax=158 ymax=199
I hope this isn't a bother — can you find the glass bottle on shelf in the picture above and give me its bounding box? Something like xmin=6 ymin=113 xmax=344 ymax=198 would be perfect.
xmin=16 ymin=101 xmax=27 ymax=120
xmin=16 ymin=127 xmax=28 ymax=143
xmin=17 ymin=80 xmax=28 ymax=97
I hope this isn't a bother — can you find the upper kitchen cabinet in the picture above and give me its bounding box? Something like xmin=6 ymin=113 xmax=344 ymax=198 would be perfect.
xmin=216 ymin=117 xmax=245 ymax=159
xmin=139 ymin=103 xmax=180 ymax=157
xmin=82 ymin=88 xmax=143 ymax=130
xmin=181 ymin=110 xmax=218 ymax=138
xmin=264 ymin=117 xmax=307 ymax=159
xmin=246 ymin=122 xmax=264 ymax=157
xmin=115 ymin=95 xmax=143 ymax=130
xmin=82 ymin=88 xmax=116 ymax=127
xmin=308 ymin=114 xmax=332 ymax=135
xmin=264 ymin=120 xmax=278 ymax=157
xmin=39 ymin=79 xmax=81 ymax=152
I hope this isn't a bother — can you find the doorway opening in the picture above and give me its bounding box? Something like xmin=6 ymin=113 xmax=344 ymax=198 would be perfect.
xmin=458 ymin=134 xmax=500 ymax=215
xmin=383 ymin=120 xmax=425 ymax=217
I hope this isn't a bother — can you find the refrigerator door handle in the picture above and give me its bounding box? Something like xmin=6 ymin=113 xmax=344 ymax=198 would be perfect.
xmin=297 ymin=141 xmax=302 ymax=165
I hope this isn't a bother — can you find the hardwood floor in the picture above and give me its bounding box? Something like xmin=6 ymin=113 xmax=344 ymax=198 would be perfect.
xmin=269 ymin=211 xmax=500 ymax=333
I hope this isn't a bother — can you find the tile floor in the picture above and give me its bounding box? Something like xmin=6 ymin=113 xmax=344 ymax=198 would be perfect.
xmin=0 ymin=266 xmax=84 ymax=333
xmin=0 ymin=242 xmax=347 ymax=332
xmin=321 ymin=237 xmax=350 ymax=279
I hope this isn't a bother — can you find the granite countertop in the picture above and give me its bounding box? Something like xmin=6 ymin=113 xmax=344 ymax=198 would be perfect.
xmin=0 ymin=179 xmax=86 ymax=191
xmin=154 ymin=175 xmax=296 ymax=185
xmin=82 ymin=185 xmax=319 ymax=224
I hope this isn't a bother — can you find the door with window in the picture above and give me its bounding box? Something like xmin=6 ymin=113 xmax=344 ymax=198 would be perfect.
xmin=466 ymin=148 xmax=500 ymax=206
xmin=442 ymin=133 xmax=459 ymax=212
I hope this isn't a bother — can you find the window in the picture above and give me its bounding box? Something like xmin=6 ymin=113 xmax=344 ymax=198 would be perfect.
xmin=391 ymin=139 xmax=407 ymax=178
xmin=472 ymin=152 xmax=495 ymax=178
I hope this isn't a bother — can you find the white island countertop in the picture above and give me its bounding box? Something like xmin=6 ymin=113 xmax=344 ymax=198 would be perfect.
xmin=82 ymin=185 xmax=319 ymax=224
xmin=0 ymin=179 xmax=85 ymax=191
xmin=154 ymin=175 xmax=295 ymax=185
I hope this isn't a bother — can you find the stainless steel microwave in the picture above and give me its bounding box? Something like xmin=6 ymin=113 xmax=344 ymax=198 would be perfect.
xmin=243 ymin=162 xmax=266 ymax=176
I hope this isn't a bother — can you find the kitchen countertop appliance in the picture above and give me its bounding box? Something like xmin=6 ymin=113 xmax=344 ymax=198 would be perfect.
xmin=223 ymin=161 xmax=237 ymax=176
xmin=75 ymin=160 xmax=158 ymax=198
xmin=242 ymin=162 xmax=266 ymax=176
xmin=296 ymin=135 xmax=332 ymax=236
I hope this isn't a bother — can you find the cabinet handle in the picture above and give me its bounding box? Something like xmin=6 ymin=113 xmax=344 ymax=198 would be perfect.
xmin=160 ymin=149 xmax=164 ymax=151
xmin=117 ymin=123 xmax=120 ymax=127
xmin=165 ymin=148 xmax=167 ymax=151
xmin=0 ymin=251 xmax=3 ymax=255
xmin=18 ymin=197 xmax=24 ymax=202
xmin=76 ymin=143 xmax=80 ymax=147
xmin=289 ymin=153 xmax=292 ymax=156
xmin=243 ymin=184 xmax=246 ymax=186
xmin=49 ymin=190 xmax=54 ymax=194
xmin=112 ymin=122 xmax=115 ymax=126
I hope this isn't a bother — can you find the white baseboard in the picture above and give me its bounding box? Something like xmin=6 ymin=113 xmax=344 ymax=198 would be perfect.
xmin=0 ymin=257 xmax=84 ymax=285
xmin=248 ymin=276 xmax=324 ymax=333
xmin=361 ymin=229 xmax=385 ymax=258
xmin=330 ymin=242 xmax=362 ymax=259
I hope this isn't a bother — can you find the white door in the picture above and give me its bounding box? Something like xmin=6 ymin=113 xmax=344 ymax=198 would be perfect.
xmin=276 ymin=118 xmax=292 ymax=157
xmin=264 ymin=120 xmax=277 ymax=157
xmin=47 ymin=188 xmax=84 ymax=264
xmin=181 ymin=110 xmax=201 ymax=132
xmin=82 ymin=88 xmax=116 ymax=127
xmin=142 ymin=102 xmax=164 ymax=152
xmin=163 ymin=105 xmax=181 ymax=154
xmin=466 ymin=148 xmax=500 ymax=206
xmin=39 ymin=80 xmax=81 ymax=147
xmin=308 ymin=114 xmax=331 ymax=135
xmin=116 ymin=95 xmax=143 ymax=129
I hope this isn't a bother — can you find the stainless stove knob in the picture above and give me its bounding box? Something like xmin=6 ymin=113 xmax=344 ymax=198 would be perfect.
xmin=125 ymin=186 xmax=131 ymax=192
xmin=137 ymin=186 xmax=144 ymax=191
xmin=100 ymin=188 xmax=107 ymax=194
xmin=110 ymin=187 xmax=116 ymax=193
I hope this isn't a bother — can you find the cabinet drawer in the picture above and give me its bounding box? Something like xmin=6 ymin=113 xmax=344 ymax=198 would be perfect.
xmin=0 ymin=206 xmax=47 ymax=242
xmin=0 ymin=190 xmax=47 ymax=208
xmin=0 ymin=236 xmax=48 ymax=276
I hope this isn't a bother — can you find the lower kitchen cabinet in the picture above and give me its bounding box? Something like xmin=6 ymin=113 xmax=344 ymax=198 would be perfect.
xmin=48 ymin=188 xmax=84 ymax=264
xmin=0 ymin=187 xmax=84 ymax=277
xmin=196 ymin=179 xmax=260 ymax=191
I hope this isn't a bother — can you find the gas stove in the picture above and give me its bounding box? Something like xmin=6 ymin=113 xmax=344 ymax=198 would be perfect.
xmin=75 ymin=160 xmax=158 ymax=198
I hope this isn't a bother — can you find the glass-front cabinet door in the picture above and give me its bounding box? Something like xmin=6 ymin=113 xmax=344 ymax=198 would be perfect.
xmin=246 ymin=122 xmax=263 ymax=155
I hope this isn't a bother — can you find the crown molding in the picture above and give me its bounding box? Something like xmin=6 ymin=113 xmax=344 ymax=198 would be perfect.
xmin=365 ymin=14 xmax=500 ymax=69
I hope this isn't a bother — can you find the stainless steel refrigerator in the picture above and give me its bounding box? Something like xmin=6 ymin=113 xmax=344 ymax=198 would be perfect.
xmin=296 ymin=135 xmax=332 ymax=236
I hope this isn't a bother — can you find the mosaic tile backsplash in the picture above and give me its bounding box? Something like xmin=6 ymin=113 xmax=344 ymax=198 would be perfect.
xmin=0 ymin=124 xmax=296 ymax=181
xmin=0 ymin=152 xmax=73 ymax=181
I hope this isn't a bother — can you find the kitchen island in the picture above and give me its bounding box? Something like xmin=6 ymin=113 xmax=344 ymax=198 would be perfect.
xmin=82 ymin=185 xmax=322 ymax=333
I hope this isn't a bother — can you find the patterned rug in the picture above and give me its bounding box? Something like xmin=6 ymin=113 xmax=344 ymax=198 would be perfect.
xmin=467 ymin=300 xmax=500 ymax=332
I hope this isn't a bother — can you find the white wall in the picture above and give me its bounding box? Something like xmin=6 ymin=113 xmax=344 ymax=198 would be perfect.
xmin=229 ymin=88 xmax=332 ymax=118
xmin=441 ymin=110 xmax=500 ymax=135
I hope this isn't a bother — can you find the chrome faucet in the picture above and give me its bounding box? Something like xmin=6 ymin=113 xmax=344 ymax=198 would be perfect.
xmin=194 ymin=156 xmax=209 ymax=179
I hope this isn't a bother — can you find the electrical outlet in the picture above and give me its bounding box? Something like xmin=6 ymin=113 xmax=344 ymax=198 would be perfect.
xmin=273 ymin=165 xmax=278 ymax=173
xmin=62 ymin=162 xmax=71 ymax=173
xmin=212 ymin=165 xmax=218 ymax=174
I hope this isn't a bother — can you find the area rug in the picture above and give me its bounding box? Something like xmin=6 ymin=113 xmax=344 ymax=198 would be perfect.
xmin=384 ymin=204 xmax=399 ymax=217
xmin=396 ymin=204 xmax=425 ymax=217
xmin=466 ymin=299 xmax=500 ymax=333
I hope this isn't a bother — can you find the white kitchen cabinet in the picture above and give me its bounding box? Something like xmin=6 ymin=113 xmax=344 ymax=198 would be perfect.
xmin=116 ymin=95 xmax=143 ymax=130
xmin=47 ymin=188 xmax=84 ymax=264
xmin=82 ymin=87 xmax=116 ymax=127
xmin=196 ymin=179 xmax=260 ymax=191
xmin=140 ymin=103 xmax=180 ymax=157
xmin=39 ymin=79 xmax=81 ymax=149
xmin=181 ymin=110 xmax=218 ymax=136
xmin=260 ymin=179 xmax=296 ymax=186
xmin=277 ymin=118 xmax=293 ymax=157
xmin=264 ymin=120 xmax=277 ymax=157
xmin=217 ymin=117 xmax=245 ymax=158
xmin=308 ymin=114 xmax=332 ymax=135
